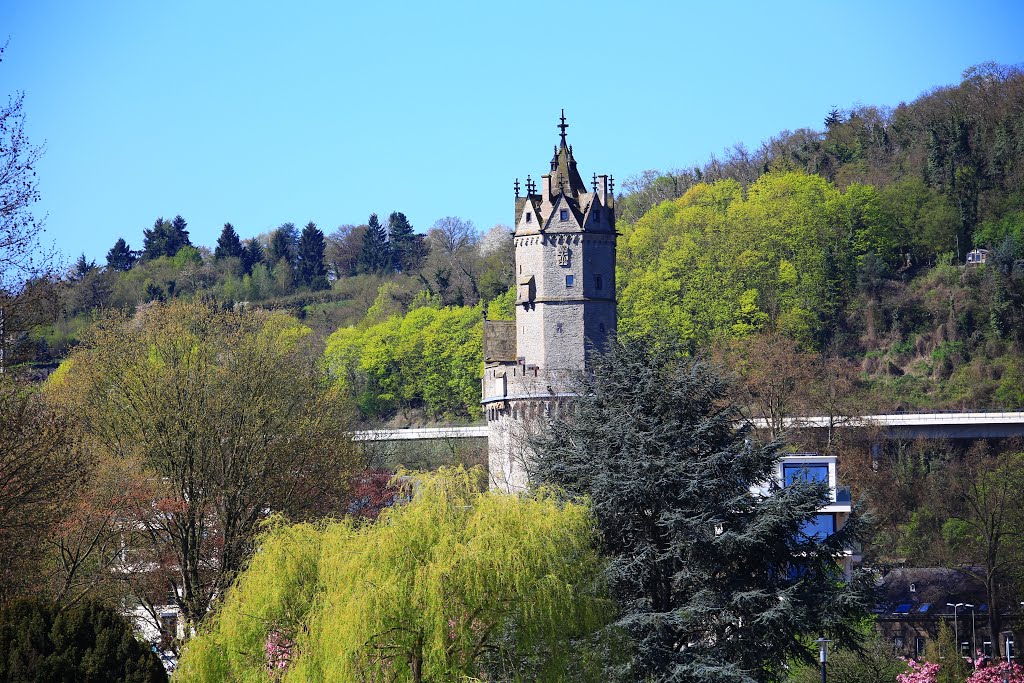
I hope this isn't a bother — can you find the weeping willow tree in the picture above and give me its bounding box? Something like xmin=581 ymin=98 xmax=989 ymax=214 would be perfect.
xmin=177 ymin=467 xmax=614 ymax=683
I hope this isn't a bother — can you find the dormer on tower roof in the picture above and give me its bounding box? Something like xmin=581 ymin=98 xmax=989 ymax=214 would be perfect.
xmin=514 ymin=111 xmax=615 ymax=236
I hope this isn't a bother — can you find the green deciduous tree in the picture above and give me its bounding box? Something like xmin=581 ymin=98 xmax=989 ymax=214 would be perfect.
xmin=46 ymin=300 xmax=361 ymax=631
xmin=877 ymin=178 xmax=960 ymax=264
xmin=0 ymin=376 xmax=80 ymax=600
xmin=942 ymin=448 xmax=1024 ymax=656
xmin=617 ymin=171 xmax=956 ymax=351
xmin=176 ymin=467 xmax=612 ymax=683
xmin=789 ymin=631 xmax=908 ymax=683
xmin=325 ymin=224 xmax=365 ymax=279
xmin=324 ymin=301 xmax=483 ymax=419
xmin=532 ymin=339 xmax=874 ymax=683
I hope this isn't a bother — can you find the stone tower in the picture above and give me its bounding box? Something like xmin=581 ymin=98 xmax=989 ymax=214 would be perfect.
xmin=482 ymin=112 xmax=617 ymax=492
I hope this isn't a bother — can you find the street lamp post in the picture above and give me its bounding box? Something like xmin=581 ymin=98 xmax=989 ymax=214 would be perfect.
xmin=948 ymin=603 xmax=966 ymax=662
xmin=965 ymin=603 xmax=976 ymax=668
xmin=815 ymin=638 xmax=831 ymax=683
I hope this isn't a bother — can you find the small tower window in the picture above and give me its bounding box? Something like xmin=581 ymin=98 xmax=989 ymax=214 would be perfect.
xmin=526 ymin=212 xmax=532 ymax=223
xmin=594 ymin=274 xmax=603 ymax=290
xmin=555 ymin=323 xmax=564 ymax=334
xmin=565 ymin=274 xmax=574 ymax=287
xmin=560 ymin=209 xmax=568 ymax=221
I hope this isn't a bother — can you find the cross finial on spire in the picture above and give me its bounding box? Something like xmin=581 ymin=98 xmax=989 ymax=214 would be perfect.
xmin=558 ymin=109 xmax=568 ymax=146
xmin=592 ymin=173 xmax=598 ymax=192
xmin=514 ymin=178 xmax=520 ymax=197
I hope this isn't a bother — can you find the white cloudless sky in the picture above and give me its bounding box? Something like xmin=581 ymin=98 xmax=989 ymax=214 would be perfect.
xmin=2 ymin=0 xmax=1023 ymax=263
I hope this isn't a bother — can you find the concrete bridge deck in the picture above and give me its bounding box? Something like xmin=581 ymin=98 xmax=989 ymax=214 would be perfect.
xmin=353 ymin=412 xmax=1024 ymax=442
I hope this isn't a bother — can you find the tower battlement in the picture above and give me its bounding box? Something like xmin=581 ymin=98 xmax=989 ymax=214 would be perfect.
xmin=484 ymin=113 xmax=617 ymax=492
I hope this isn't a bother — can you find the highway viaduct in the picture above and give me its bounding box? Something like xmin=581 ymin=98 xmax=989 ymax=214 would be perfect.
xmin=353 ymin=412 xmax=1024 ymax=443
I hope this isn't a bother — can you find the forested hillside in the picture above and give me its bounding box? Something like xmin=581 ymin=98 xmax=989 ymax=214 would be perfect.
xmin=10 ymin=62 xmax=1024 ymax=422
xmin=618 ymin=61 xmax=1024 ymax=412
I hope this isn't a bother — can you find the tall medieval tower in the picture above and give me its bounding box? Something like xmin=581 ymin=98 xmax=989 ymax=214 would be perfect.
xmin=482 ymin=112 xmax=617 ymax=492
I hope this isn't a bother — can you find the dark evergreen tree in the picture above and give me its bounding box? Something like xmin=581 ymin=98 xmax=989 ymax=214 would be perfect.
xmin=0 ymin=598 xmax=167 ymax=682
xmin=71 ymin=253 xmax=96 ymax=281
xmin=240 ymin=238 xmax=264 ymax=275
xmin=105 ymin=238 xmax=135 ymax=272
xmin=532 ymin=339 xmax=873 ymax=683
xmin=358 ymin=213 xmax=390 ymax=273
xmin=214 ymin=222 xmax=243 ymax=260
xmin=141 ymin=217 xmax=171 ymax=260
xmin=267 ymin=223 xmax=298 ymax=266
xmin=142 ymin=215 xmax=191 ymax=260
xmin=169 ymin=214 xmax=191 ymax=252
xmin=387 ymin=211 xmax=423 ymax=272
xmin=824 ymin=108 xmax=843 ymax=128
xmin=297 ymin=221 xmax=330 ymax=290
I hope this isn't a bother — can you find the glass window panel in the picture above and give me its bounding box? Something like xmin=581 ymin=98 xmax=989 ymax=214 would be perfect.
xmin=784 ymin=463 xmax=829 ymax=487
xmin=799 ymin=513 xmax=835 ymax=540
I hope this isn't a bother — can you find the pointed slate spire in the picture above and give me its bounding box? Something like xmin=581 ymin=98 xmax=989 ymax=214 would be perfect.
xmin=550 ymin=110 xmax=586 ymax=198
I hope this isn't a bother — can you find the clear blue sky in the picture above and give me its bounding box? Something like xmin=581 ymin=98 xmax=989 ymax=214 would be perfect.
xmin=2 ymin=0 xmax=1023 ymax=264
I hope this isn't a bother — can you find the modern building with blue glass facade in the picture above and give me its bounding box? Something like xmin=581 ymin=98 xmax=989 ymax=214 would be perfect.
xmin=753 ymin=453 xmax=858 ymax=578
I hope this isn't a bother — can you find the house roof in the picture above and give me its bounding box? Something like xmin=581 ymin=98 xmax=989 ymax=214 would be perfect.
xmin=875 ymin=567 xmax=988 ymax=616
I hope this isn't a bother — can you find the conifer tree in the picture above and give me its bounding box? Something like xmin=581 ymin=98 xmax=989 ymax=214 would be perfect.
xmin=141 ymin=217 xmax=171 ymax=260
xmin=71 ymin=253 xmax=96 ymax=280
xmin=214 ymin=222 xmax=243 ymax=260
xmin=171 ymin=215 xmax=191 ymax=251
xmin=387 ymin=211 xmax=423 ymax=272
xmin=358 ymin=213 xmax=390 ymax=274
xmin=0 ymin=598 xmax=167 ymax=682
xmin=267 ymin=223 xmax=298 ymax=267
xmin=532 ymin=338 xmax=874 ymax=683
xmin=142 ymin=215 xmax=192 ymax=260
xmin=296 ymin=221 xmax=329 ymax=290
xmin=240 ymin=238 xmax=264 ymax=275
xmin=105 ymin=238 xmax=135 ymax=272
